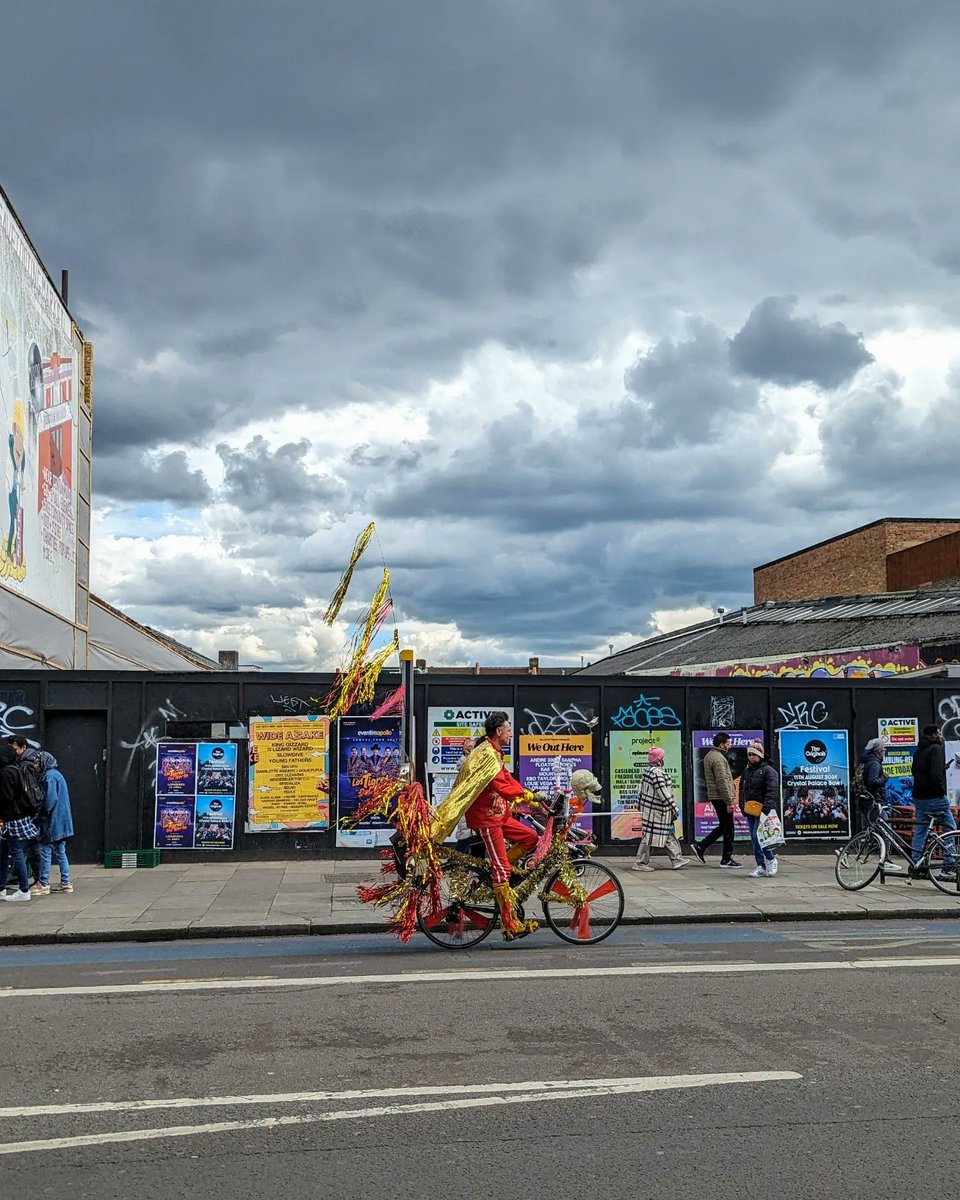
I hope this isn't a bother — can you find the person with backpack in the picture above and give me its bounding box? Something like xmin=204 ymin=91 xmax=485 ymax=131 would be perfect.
xmin=31 ymin=766 xmax=74 ymax=895
xmin=0 ymin=740 xmax=42 ymax=902
xmin=911 ymin=724 xmax=957 ymax=881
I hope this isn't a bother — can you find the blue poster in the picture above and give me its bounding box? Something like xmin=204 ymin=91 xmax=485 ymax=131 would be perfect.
xmin=155 ymin=741 xmax=237 ymax=850
xmin=195 ymin=742 xmax=238 ymax=849
xmin=779 ymin=729 xmax=850 ymax=839
xmin=336 ymin=716 xmax=402 ymax=848
xmin=156 ymin=743 xmax=197 ymax=797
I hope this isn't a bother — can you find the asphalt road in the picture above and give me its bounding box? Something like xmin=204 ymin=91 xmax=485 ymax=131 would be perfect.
xmin=1 ymin=920 xmax=958 ymax=1199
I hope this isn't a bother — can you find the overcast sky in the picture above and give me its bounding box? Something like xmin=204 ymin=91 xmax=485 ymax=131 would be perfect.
xmin=3 ymin=1 xmax=959 ymax=669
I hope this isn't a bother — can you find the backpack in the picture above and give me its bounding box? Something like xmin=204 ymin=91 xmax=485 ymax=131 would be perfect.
xmin=12 ymin=760 xmax=44 ymax=816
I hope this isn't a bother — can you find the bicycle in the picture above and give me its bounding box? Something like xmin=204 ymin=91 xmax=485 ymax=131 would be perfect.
xmin=834 ymin=801 xmax=960 ymax=895
xmin=414 ymin=792 xmax=625 ymax=949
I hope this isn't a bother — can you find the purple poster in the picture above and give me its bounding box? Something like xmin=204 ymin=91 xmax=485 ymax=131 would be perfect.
xmin=692 ymin=730 xmax=762 ymax=840
xmin=156 ymin=743 xmax=197 ymax=796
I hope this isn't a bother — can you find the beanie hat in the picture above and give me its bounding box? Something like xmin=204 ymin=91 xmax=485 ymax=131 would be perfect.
xmin=864 ymin=737 xmax=884 ymax=753
xmin=647 ymin=746 xmax=665 ymax=765
xmin=746 ymin=739 xmax=764 ymax=758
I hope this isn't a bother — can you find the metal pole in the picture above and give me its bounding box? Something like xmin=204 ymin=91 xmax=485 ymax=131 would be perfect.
xmin=399 ymin=648 xmax=415 ymax=777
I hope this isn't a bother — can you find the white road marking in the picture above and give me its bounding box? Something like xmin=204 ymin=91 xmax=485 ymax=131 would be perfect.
xmin=1 ymin=955 xmax=959 ymax=999
xmin=0 ymin=1071 xmax=796 ymax=1120
xmin=0 ymin=1072 xmax=800 ymax=1156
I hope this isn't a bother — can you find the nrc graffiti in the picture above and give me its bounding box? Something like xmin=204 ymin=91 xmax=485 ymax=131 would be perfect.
xmin=524 ymin=702 xmax=598 ymax=735
xmin=0 ymin=690 xmax=37 ymax=741
xmin=610 ymin=695 xmax=681 ymax=730
xmin=119 ymin=698 xmax=187 ymax=783
xmin=776 ymin=700 xmax=829 ymax=730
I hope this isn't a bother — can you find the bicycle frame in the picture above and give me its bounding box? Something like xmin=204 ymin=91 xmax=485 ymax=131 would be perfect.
xmin=867 ymin=803 xmax=941 ymax=874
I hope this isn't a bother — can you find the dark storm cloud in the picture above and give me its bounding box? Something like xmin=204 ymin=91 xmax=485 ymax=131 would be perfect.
xmin=216 ymin=436 xmax=345 ymax=537
xmin=729 ymin=297 xmax=874 ymax=389
xmin=119 ymin=556 xmax=302 ymax=615
xmin=94 ymin=449 xmax=211 ymax=507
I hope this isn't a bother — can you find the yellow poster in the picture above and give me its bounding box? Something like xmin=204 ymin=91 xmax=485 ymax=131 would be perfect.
xmin=247 ymin=715 xmax=330 ymax=832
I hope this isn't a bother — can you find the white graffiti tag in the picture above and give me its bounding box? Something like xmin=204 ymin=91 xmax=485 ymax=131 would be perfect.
xmin=524 ymin=703 xmax=598 ymax=735
xmin=119 ymin=699 xmax=186 ymax=783
xmin=776 ymin=700 xmax=829 ymax=730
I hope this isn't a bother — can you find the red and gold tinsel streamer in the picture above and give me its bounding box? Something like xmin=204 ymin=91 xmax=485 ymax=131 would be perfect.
xmin=323 ymin=522 xmax=375 ymax=625
xmin=369 ymin=683 xmax=405 ymax=719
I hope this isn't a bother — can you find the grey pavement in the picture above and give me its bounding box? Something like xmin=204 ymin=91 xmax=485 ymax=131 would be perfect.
xmin=1 ymin=848 xmax=959 ymax=944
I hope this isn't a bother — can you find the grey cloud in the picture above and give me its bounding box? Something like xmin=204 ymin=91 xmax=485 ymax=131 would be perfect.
xmin=216 ymin=437 xmax=345 ymax=536
xmin=118 ymin=556 xmax=302 ymax=615
xmin=94 ymin=449 xmax=211 ymax=507
xmin=729 ymin=297 xmax=873 ymax=388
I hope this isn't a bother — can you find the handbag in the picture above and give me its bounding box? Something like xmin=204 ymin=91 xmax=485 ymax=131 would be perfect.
xmin=758 ymin=810 xmax=785 ymax=848
xmin=742 ymin=799 xmax=763 ymax=818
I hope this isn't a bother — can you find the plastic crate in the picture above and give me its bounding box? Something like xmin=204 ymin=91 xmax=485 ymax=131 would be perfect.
xmin=104 ymin=849 xmax=162 ymax=869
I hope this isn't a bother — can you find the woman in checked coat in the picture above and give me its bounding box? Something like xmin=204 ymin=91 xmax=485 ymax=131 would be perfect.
xmin=632 ymin=746 xmax=690 ymax=871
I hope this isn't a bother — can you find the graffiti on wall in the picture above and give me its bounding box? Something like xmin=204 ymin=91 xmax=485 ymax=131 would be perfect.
xmin=0 ymin=688 xmax=36 ymax=741
xmin=268 ymin=693 xmax=311 ymax=714
xmin=523 ymin=702 xmax=598 ymax=735
xmin=610 ymin=695 xmax=681 ymax=730
xmin=670 ymin=646 xmax=922 ymax=679
xmin=709 ymin=695 xmax=736 ymax=729
xmin=776 ymin=700 xmax=830 ymax=730
xmin=119 ymin=698 xmax=186 ymax=783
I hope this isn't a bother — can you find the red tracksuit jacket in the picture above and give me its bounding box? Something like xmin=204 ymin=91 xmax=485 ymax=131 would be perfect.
xmin=465 ymin=741 xmax=527 ymax=829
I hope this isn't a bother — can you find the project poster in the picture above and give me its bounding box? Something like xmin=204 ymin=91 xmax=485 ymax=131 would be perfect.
xmin=247 ymin=715 xmax=330 ymax=832
xmin=608 ymin=729 xmax=682 ymax=841
xmin=336 ymin=715 xmax=402 ymax=848
xmin=154 ymin=741 xmax=237 ymax=850
xmin=779 ymin=729 xmax=850 ymax=839
xmin=426 ymin=706 xmax=514 ymax=808
xmin=518 ymin=734 xmax=593 ymax=831
xmin=692 ymin=731 xmax=761 ymax=841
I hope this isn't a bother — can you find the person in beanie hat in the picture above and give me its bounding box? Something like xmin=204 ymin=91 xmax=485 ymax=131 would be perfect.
xmin=632 ymin=745 xmax=690 ymax=871
xmin=740 ymin=740 xmax=780 ymax=877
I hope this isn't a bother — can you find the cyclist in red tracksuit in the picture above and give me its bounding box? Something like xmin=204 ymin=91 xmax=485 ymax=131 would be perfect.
xmin=465 ymin=713 xmax=539 ymax=940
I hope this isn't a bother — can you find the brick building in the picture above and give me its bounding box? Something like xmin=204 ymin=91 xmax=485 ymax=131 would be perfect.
xmin=753 ymin=518 xmax=960 ymax=604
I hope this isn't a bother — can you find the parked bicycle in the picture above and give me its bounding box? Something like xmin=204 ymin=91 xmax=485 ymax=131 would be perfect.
xmin=835 ymin=801 xmax=960 ymax=894
xmin=415 ymin=792 xmax=625 ymax=948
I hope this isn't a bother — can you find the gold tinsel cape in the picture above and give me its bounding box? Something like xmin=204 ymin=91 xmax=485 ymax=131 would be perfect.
xmin=429 ymin=740 xmax=502 ymax=842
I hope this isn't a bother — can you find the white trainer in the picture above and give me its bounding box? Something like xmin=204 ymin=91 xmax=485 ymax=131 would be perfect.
xmin=766 ymin=858 xmax=779 ymax=876
xmin=748 ymin=865 xmax=766 ymax=877
xmin=2 ymin=890 xmax=31 ymax=902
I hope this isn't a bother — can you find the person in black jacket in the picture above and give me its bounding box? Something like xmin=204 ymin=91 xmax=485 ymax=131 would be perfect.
xmin=741 ymin=740 xmax=780 ymax=878
xmin=0 ymin=741 xmax=40 ymax=902
xmin=911 ymin=725 xmax=957 ymax=880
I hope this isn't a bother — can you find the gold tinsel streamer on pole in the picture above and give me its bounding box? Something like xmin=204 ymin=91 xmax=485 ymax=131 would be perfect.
xmin=323 ymin=521 xmax=376 ymax=625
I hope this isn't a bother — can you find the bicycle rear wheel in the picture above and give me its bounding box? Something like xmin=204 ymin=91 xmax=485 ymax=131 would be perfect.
xmin=417 ymin=866 xmax=497 ymax=949
xmin=541 ymin=862 xmax=624 ymax=945
xmin=927 ymin=831 xmax=960 ymax=895
xmin=835 ymin=831 xmax=884 ymax=891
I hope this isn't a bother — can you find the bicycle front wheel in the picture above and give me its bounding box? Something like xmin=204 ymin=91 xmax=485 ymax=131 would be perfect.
xmin=926 ymin=831 xmax=960 ymax=895
xmin=417 ymin=866 xmax=497 ymax=949
xmin=541 ymin=862 xmax=624 ymax=945
xmin=835 ymin=831 xmax=884 ymax=891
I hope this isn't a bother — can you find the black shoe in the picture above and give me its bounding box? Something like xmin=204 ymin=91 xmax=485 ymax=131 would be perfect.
xmin=691 ymin=844 xmax=706 ymax=864
xmin=937 ymin=870 xmax=958 ymax=882
xmin=719 ymin=858 xmax=743 ymax=869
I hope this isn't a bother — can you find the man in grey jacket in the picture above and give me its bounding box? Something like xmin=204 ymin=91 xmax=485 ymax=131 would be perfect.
xmin=692 ymin=733 xmax=742 ymax=868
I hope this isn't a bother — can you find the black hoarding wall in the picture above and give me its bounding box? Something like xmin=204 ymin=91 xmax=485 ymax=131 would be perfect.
xmin=0 ymin=670 xmax=949 ymax=862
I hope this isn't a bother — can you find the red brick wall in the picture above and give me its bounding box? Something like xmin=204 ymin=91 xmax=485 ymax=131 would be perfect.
xmin=754 ymin=520 xmax=960 ymax=603
xmin=886 ymin=529 xmax=960 ymax=591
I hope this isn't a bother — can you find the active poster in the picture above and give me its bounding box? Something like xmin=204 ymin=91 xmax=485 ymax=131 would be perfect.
xmin=878 ymin=717 xmax=918 ymax=806
xmin=247 ymin=715 xmax=330 ymax=832
xmin=779 ymin=729 xmax=850 ymax=838
xmin=608 ymin=729 xmax=682 ymax=841
xmin=426 ymin=706 xmax=514 ymax=808
xmin=692 ymin=730 xmax=761 ymax=841
xmin=154 ymin=741 xmax=238 ymax=850
xmin=517 ymin=734 xmax=593 ymax=832
xmin=336 ymin=715 xmax=402 ymax=848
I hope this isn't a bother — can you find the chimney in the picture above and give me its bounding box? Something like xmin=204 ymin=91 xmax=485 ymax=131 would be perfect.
xmin=474 ymin=661 xmax=481 ymax=675
xmin=529 ymin=656 xmax=540 ymax=674
xmin=416 ymin=658 xmax=426 ymax=671
xmin=218 ymin=650 xmax=239 ymax=671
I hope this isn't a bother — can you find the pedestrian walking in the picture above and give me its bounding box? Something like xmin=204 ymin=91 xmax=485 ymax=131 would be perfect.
xmin=0 ymin=740 xmax=40 ymax=902
xmin=740 ymin=740 xmax=779 ymax=877
xmin=632 ymin=746 xmax=689 ymax=871
xmin=31 ymin=766 xmax=74 ymax=895
xmin=692 ymin=733 xmax=742 ymax=868
xmin=911 ymin=724 xmax=957 ymax=881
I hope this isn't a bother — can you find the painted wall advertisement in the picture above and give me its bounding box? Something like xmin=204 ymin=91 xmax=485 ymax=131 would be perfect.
xmin=608 ymin=730 xmax=682 ymax=841
xmin=691 ymin=731 xmax=762 ymax=841
xmin=0 ymin=190 xmax=79 ymax=619
xmin=336 ymin=715 xmax=401 ymax=848
xmin=517 ymin=734 xmax=593 ymax=830
xmin=879 ymin=717 xmax=918 ymax=806
xmin=154 ymin=741 xmax=237 ymax=850
xmin=425 ymin=706 xmax=514 ymax=809
xmin=247 ymin=715 xmax=330 ymax=832
xmin=779 ymin=729 xmax=850 ymax=838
